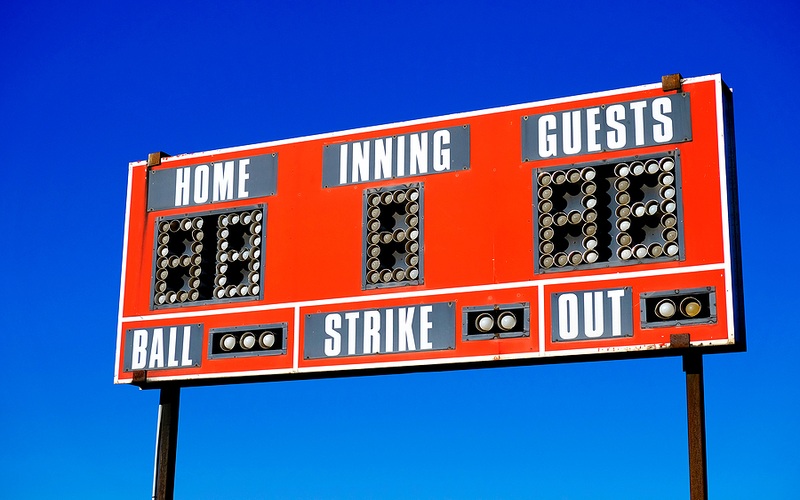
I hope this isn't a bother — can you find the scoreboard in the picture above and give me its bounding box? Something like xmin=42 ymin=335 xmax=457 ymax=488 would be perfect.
xmin=115 ymin=74 xmax=744 ymax=386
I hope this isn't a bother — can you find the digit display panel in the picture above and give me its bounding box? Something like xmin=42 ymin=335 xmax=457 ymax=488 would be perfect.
xmin=116 ymin=74 xmax=744 ymax=386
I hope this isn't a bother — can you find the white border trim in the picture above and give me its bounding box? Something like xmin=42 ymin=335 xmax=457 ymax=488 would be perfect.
xmin=714 ymin=76 xmax=737 ymax=343
xmin=114 ymin=164 xmax=135 ymax=384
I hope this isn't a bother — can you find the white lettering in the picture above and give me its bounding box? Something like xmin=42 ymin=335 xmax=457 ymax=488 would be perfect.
xmin=324 ymin=314 xmax=342 ymax=356
xmin=558 ymin=293 xmax=579 ymax=340
xmin=363 ymin=310 xmax=381 ymax=354
xmin=167 ymin=326 xmax=180 ymax=367
xmin=148 ymin=328 xmax=165 ymax=369
xmin=237 ymin=159 xmax=250 ymax=198
xmin=333 ymin=128 xmax=461 ymax=184
xmin=410 ymin=133 xmax=428 ymax=175
xmin=193 ymin=165 xmax=209 ymax=204
xmin=607 ymin=289 xmax=626 ymax=336
xmin=339 ymin=144 xmax=348 ymax=185
xmin=606 ymin=104 xmax=627 ymax=149
xmin=131 ymin=329 xmax=148 ymax=370
xmin=174 ymin=167 xmax=191 ymax=206
xmin=531 ymin=97 xmax=681 ymax=159
xmin=419 ymin=305 xmax=433 ymax=350
xmin=384 ymin=308 xmax=394 ymax=353
xmin=432 ymin=130 xmax=450 ymax=172
xmin=316 ymin=305 xmax=448 ymax=357
xmin=213 ymin=162 xmax=234 ymax=201
xmin=398 ymin=307 xmax=416 ymax=351
xmin=539 ymin=115 xmax=557 ymax=158
xmin=396 ymin=135 xmax=405 ymax=177
xmin=374 ymin=138 xmax=392 ymax=180
xmin=180 ymin=326 xmax=193 ymax=366
xmin=562 ymin=111 xmax=582 ymax=155
xmin=583 ymin=291 xmax=604 ymax=338
xmin=128 ymin=326 xmax=195 ymax=369
xmin=352 ymin=142 xmax=370 ymax=183
xmin=652 ymin=97 xmax=673 ymax=143
xmin=586 ymin=107 xmax=602 ymax=152
xmin=345 ymin=312 xmax=359 ymax=355
xmin=629 ymin=101 xmax=648 ymax=146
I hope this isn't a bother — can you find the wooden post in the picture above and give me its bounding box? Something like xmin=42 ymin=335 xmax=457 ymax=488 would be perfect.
xmin=683 ymin=354 xmax=708 ymax=500
xmin=153 ymin=386 xmax=180 ymax=500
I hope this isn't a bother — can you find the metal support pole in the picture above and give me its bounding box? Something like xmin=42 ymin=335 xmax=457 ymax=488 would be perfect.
xmin=153 ymin=386 xmax=180 ymax=500
xmin=683 ymin=354 xmax=708 ymax=500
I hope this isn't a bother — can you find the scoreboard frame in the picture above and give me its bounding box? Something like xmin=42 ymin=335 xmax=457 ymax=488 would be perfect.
xmin=115 ymin=74 xmax=744 ymax=387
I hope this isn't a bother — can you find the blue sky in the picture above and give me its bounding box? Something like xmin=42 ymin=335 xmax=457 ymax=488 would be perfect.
xmin=1 ymin=1 xmax=798 ymax=498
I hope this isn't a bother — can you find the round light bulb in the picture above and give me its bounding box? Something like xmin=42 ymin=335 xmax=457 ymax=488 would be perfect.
xmin=221 ymin=334 xmax=236 ymax=351
xmin=497 ymin=312 xmax=517 ymax=331
xmin=259 ymin=332 xmax=276 ymax=349
xmin=655 ymin=299 xmax=676 ymax=319
xmin=240 ymin=332 xmax=256 ymax=350
xmin=475 ymin=313 xmax=494 ymax=333
xmin=475 ymin=314 xmax=494 ymax=333
xmin=681 ymin=298 xmax=702 ymax=318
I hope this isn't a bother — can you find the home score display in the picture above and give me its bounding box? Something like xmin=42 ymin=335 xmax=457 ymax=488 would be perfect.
xmin=115 ymin=74 xmax=744 ymax=386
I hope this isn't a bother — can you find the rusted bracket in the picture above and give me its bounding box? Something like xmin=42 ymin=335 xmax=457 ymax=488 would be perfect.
xmin=147 ymin=151 xmax=171 ymax=168
xmin=144 ymin=152 xmax=170 ymax=212
xmin=662 ymin=73 xmax=683 ymax=92
xmin=132 ymin=370 xmax=148 ymax=387
xmin=670 ymin=333 xmax=691 ymax=348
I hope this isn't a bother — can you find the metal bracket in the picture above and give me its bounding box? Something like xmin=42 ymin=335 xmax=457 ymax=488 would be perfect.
xmin=132 ymin=370 xmax=148 ymax=387
xmin=662 ymin=73 xmax=683 ymax=92
xmin=145 ymin=152 xmax=170 ymax=213
xmin=670 ymin=333 xmax=691 ymax=348
xmin=147 ymin=151 xmax=171 ymax=168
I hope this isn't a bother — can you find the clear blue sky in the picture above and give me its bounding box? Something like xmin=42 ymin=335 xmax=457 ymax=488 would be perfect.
xmin=1 ymin=1 xmax=798 ymax=498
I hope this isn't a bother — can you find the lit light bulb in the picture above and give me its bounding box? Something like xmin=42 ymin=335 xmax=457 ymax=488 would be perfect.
xmin=681 ymin=298 xmax=702 ymax=318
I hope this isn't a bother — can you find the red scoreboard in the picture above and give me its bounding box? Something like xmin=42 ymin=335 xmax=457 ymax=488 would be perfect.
xmin=115 ymin=74 xmax=744 ymax=386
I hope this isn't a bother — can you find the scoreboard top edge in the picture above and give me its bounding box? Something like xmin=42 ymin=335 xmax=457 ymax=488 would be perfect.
xmin=129 ymin=74 xmax=727 ymax=168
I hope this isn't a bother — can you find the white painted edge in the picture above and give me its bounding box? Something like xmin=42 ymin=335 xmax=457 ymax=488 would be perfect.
xmin=114 ymin=163 xmax=135 ymax=384
xmin=713 ymin=75 xmax=737 ymax=343
xmin=292 ymin=306 xmax=300 ymax=371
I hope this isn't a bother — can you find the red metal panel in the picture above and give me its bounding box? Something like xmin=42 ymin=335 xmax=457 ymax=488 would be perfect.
xmin=115 ymin=74 xmax=743 ymax=385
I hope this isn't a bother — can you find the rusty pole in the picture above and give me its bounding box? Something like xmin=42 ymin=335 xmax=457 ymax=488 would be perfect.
xmin=683 ymin=354 xmax=708 ymax=500
xmin=153 ymin=386 xmax=180 ymax=500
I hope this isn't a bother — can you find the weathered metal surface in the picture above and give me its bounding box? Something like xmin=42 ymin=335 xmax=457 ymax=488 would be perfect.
xmin=153 ymin=386 xmax=180 ymax=500
xmin=683 ymin=354 xmax=708 ymax=500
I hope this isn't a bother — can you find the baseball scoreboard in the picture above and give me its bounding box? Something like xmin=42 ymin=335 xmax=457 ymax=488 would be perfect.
xmin=115 ymin=74 xmax=744 ymax=386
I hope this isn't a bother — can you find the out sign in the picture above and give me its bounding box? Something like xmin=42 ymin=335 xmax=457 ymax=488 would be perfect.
xmin=551 ymin=288 xmax=633 ymax=341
